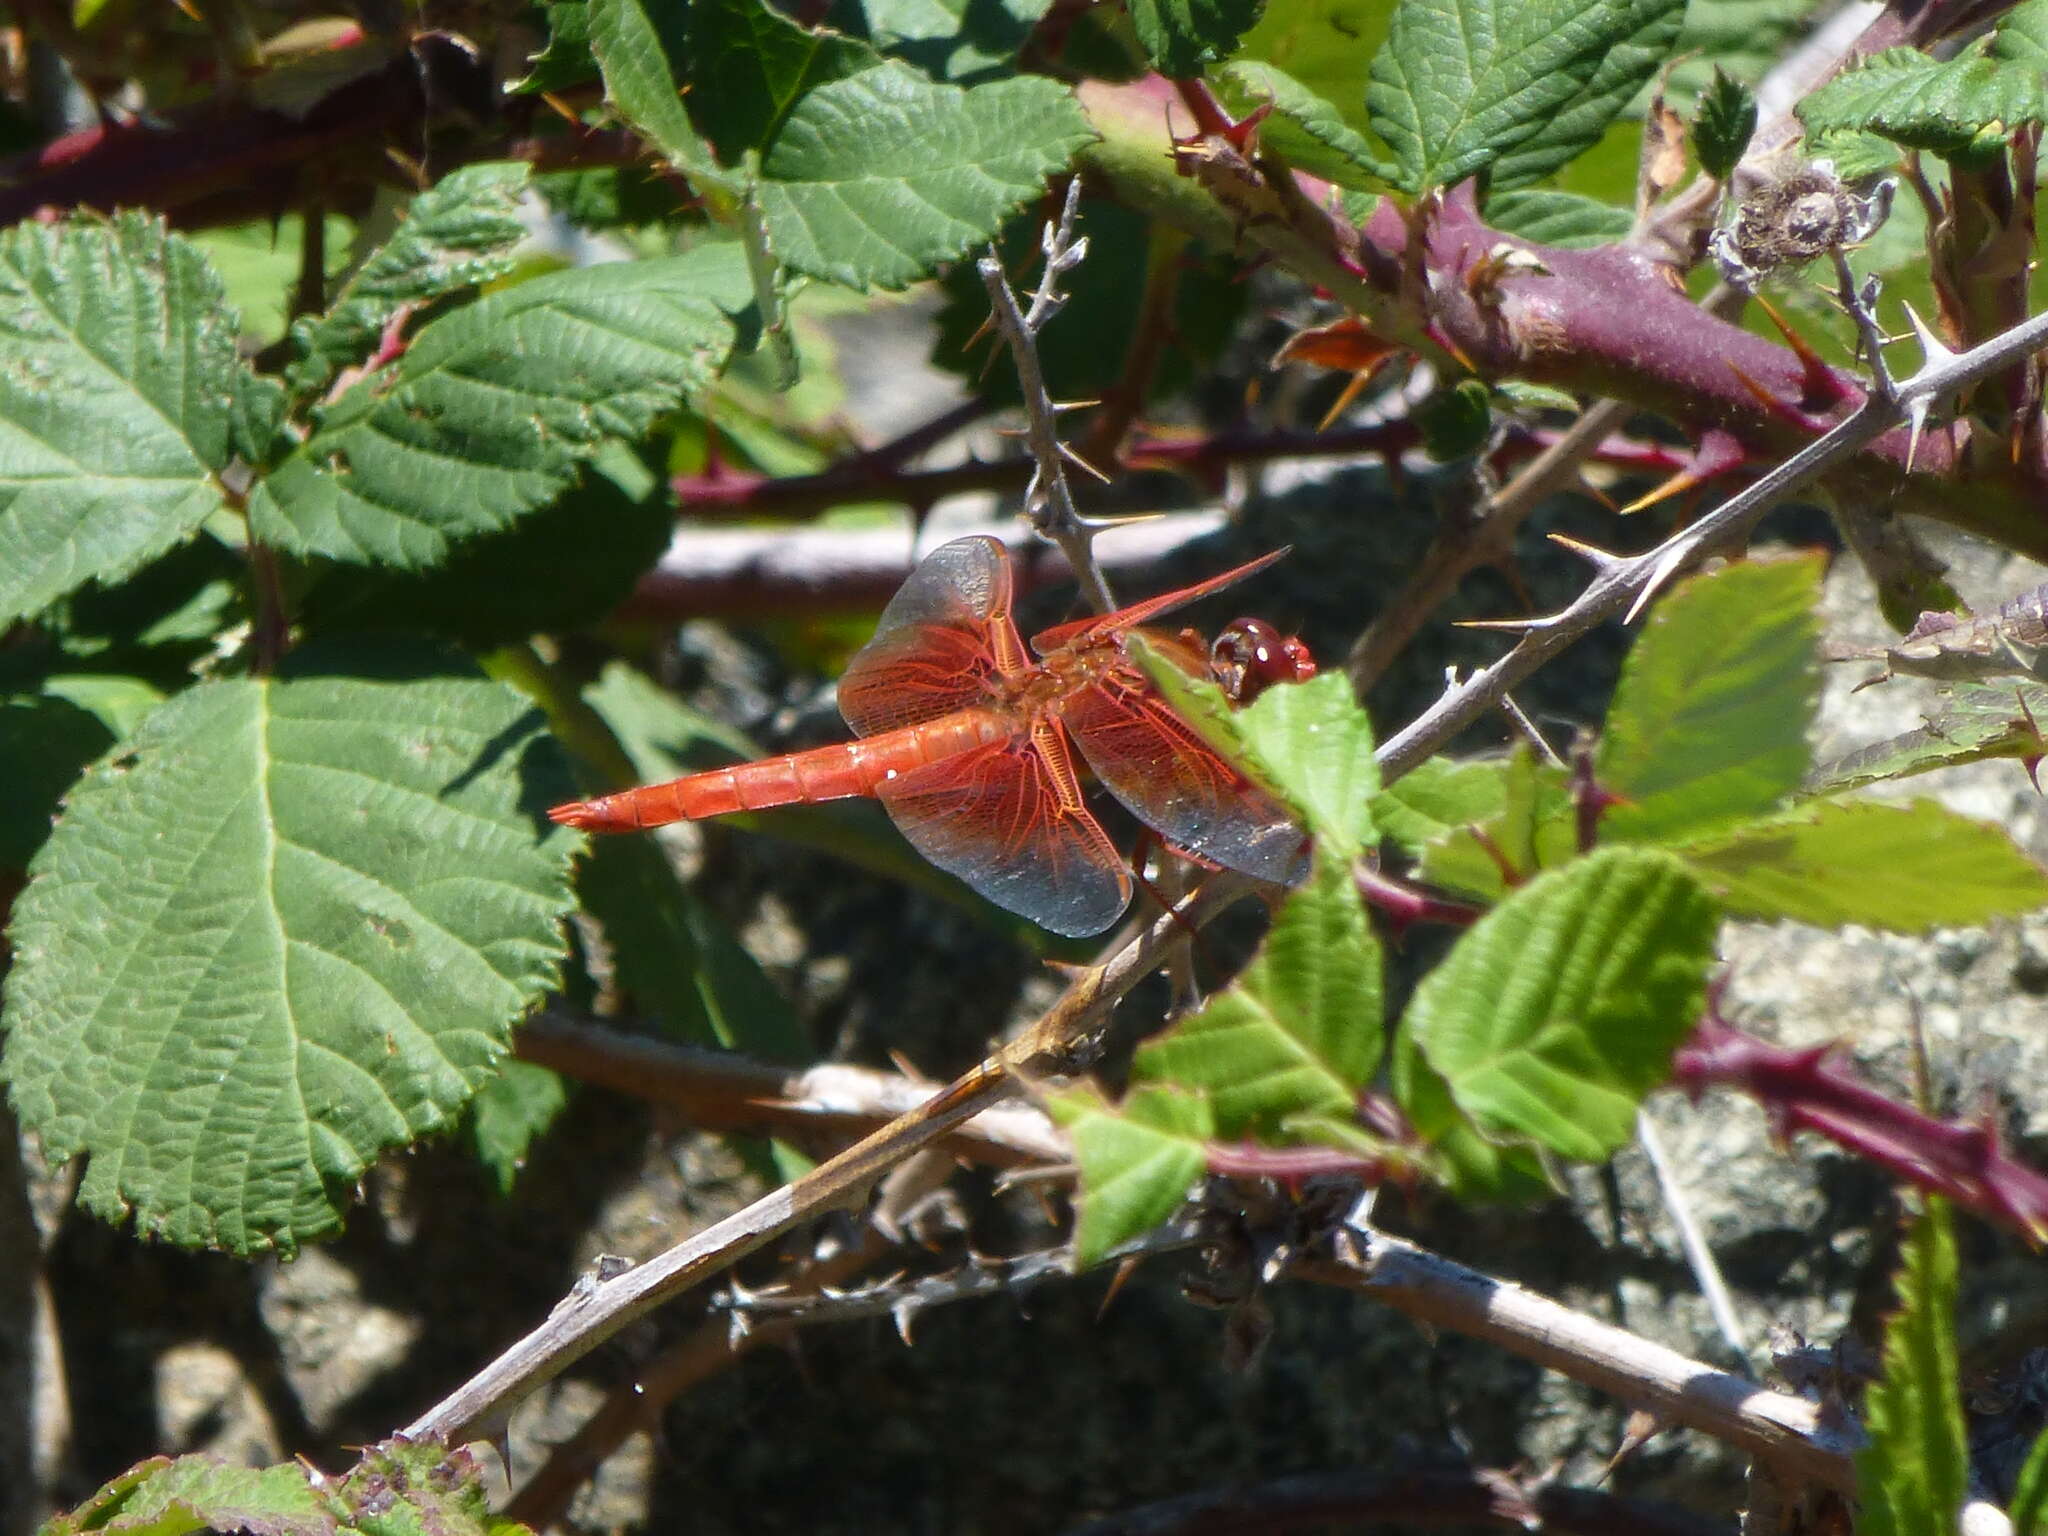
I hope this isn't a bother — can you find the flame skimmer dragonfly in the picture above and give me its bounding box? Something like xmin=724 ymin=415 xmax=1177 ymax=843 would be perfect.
xmin=550 ymin=536 xmax=1315 ymax=936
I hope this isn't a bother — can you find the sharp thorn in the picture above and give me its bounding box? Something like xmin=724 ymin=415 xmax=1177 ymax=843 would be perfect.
xmin=1547 ymin=532 xmax=1626 ymax=568
xmin=1455 ymin=614 xmax=1565 ymax=633
xmin=1059 ymin=442 xmax=1114 ymax=482
xmin=1624 ymin=540 xmax=1699 ymax=622
xmin=1900 ymin=301 xmax=1959 ymax=367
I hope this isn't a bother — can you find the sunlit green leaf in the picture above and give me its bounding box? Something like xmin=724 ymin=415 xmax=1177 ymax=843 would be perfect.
xmin=1406 ymin=847 xmax=1717 ymax=1161
xmin=1050 ymin=1084 xmax=1211 ymax=1269
xmin=1677 ymin=799 xmax=2048 ymax=932
xmin=2 ymin=639 xmax=579 ymax=1253
xmin=0 ymin=216 xmax=283 ymax=626
xmin=1134 ymin=857 xmax=1383 ymax=1134
xmin=1599 ymin=556 xmax=1821 ymax=847
xmin=1855 ymin=1200 xmax=1968 ymax=1536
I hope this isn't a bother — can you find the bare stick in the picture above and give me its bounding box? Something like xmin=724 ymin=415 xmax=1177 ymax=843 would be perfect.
xmin=1299 ymin=1226 xmax=1861 ymax=1494
xmin=1374 ymin=303 xmax=2048 ymax=784
xmin=401 ymin=872 xmax=1259 ymax=1445
xmin=979 ymin=178 xmax=1117 ymax=613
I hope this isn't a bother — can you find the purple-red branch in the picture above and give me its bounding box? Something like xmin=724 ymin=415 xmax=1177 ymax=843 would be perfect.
xmin=1673 ymin=1011 xmax=2048 ymax=1241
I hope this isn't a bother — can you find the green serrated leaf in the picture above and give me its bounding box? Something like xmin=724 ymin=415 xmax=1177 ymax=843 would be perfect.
xmin=754 ymin=64 xmax=1094 ymax=290
xmin=1856 ymin=1200 xmax=1969 ymax=1536
xmin=575 ymin=832 xmax=808 ymax=1062
xmin=589 ymin=0 xmax=730 ymax=185
xmin=0 ymin=695 xmax=112 ymax=873
xmin=1 ymin=639 xmax=580 ymax=1254
xmin=1233 ymin=672 xmax=1379 ymax=857
xmin=2013 ymin=1409 xmax=2048 ymax=1536
xmin=1232 ymin=0 xmax=1390 ymax=162
xmin=1799 ymin=37 xmax=2048 ymax=157
xmin=1122 ymin=640 xmax=1348 ymax=857
xmin=1676 ymin=799 xmax=2048 ymax=932
xmin=1390 ymin=1027 xmax=1554 ymax=1201
xmin=1694 ymin=67 xmax=1758 ymax=181
xmin=856 ymin=0 xmax=1053 ymax=81
xmin=285 ymin=163 xmax=532 ymax=398
xmin=247 ymin=247 xmax=747 ymax=568
xmin=1483 ymin=187 xmax=1632 ymax=247
xmin=1599 ymin=556 xmax=1822 ymax=847
xmin=1128 ymin=0 xmax=1262 ymax=76
xmin=39 ymin=1454 xmax=331 ymax=1536
xmin=1049 ymin=1083 xmax=1211 ymax=1268
xmin=294 ymin=451 xmax=673 ymax=648
xmin=1807 ymin=679 xmax=2048 ymax=794
xmin=1218 ymin=61 xmax=1392 ymax=190
xmin=688 ymin=0 xmax=879 ymax=158
xmin=1372 ymin=755 xmax=1507 ymax=859
xmin=1419 ymin=746 xmax=1573 ymax=900
xmin=1133 ymin=856 xmax=1382 ymax=1133
xmin=467 ymin=1059 xmax=568 ymax=1197
xmin=1488 ymin=0 xmax=1687 ymax=191
xmin=1367 ymin=0 xmax=1684 ymax=194
xmin=1407 ymin=847 xmax=1718 ymax=1162
xmin=513 ymin=2 xmax=598 ymax=94
xmin=0 ymin=215 xmax=285 ymax=626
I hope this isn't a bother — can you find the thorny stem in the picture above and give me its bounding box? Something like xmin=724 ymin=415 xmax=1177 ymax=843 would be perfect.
xmin=1674 ymin=1012 xmax=2048 ymax=1241
xmin=1373 ymin=303 xmax=2048 ymax=785
xmin=1343 ymin=397 xmax=1635 ymax=692
xmin=978 ymin=178 xmax=1118 ymax=614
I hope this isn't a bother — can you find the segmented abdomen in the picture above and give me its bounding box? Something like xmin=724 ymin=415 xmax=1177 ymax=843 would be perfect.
xmin=549 ymin=709 xmax=1012 ymax=831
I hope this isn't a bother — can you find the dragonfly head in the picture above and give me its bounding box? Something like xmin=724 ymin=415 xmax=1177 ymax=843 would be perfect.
xmin=1210 ymin=618 xmax=1316 ymax=703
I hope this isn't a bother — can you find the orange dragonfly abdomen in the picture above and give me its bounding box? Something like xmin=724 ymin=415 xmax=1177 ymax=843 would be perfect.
xmin=549 ymin=708 xmax=1015 ymax=832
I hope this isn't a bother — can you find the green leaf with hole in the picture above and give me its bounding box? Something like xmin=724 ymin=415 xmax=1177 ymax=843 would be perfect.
xmin=1 ymin=639 xmax=579 ymax=1254
xmin=1599 ymin=556 xmax=1821 ymax=847
xmin=1856 ymin=1200 xmax=1968 ymax=1536
xmin=1051 ymin=1084 xmax=1211 ymax=1269
xmin=286 ymin=163 xmax=533 ymax=398
xmin=247 ymin=247 xmax=747 ymax=569
xmin=1694 ymin=67 xmax=1757 ymax=180
xmin=1219 ymin=61 xmax=1392 ymax=190
xmin=1134 ymin=856 xmax=1382 ymax=1134
xmin=1406 ymin=847 xmax=1717 ymax=1162
xmin=1676 ymin=799 xmax=2048 ymax=932
xmin=1129 ymin=0 xmax=1263 ymax=77
xmin=1809 ymin=681 xmax=2048 ymax=794
xmin=0 ymin=215 xmax=283 ymax=626
xmin=1367 ymin=0 xmax=1685 ymax=194
xmin=753 ymin=63 xmax=1094 ymax=290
